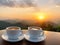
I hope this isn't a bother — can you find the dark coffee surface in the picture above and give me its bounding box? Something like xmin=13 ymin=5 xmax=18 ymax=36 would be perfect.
xmin=8 ymin=28 xmax=19 ymax=30
xmin=0 ymin=30 xmax=60 ymax=45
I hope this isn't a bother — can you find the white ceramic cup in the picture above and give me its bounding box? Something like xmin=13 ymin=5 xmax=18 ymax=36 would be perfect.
xmin=6 ymin=26 xmax=22 ymax=40
xmin=28 ymin=26 xmax=44 ymax=38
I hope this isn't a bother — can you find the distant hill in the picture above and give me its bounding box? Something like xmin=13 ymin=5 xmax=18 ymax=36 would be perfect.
xmin=0 ymin=20 xmax=60 ymax=32
xmin=0 ymin=20 xmax=28 ymax=30
xmin=0 ymin=21 xmax=12 ymax=30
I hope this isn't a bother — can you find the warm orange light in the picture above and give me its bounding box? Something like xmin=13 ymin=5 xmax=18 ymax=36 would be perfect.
xmin=38 ymin=15 xmax=45 ymax=20
xmin=36 ymin=12 xmax=45 ymax=20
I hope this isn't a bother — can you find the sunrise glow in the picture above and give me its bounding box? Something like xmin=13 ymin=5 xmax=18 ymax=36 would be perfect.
xmin=0 ymin=0 xmax=60 ymax=21
xmin=35 ymin=12 xmax=46 ymax=20
xmin=38 ymin=15 xmax=45 ymax=20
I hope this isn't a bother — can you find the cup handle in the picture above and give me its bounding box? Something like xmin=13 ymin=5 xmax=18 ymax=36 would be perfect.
xmin=43 ymin=31 xmax=44 ymax=35
xmin=39 ymin=30 xmax=44 ymax=37
xmin=20 ymin=30 xmax=23 ymax=35
xmin=40 ymin=28 xmax=44 ymax=36
xmin=41 ymin=31 xmax=44 ymax=36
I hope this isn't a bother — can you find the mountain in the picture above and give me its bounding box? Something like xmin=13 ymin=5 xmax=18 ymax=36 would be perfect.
xmin=0 ymin=20 xmax=12 ymax=30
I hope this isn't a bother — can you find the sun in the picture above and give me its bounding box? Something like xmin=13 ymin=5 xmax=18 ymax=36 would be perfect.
xmin=34 ymin=12 xmax=46 ymax=21
xmin=36 ymin=12 xmax=45 ymax=20
xmin=39 ymin=15 xmax=45 ymax=20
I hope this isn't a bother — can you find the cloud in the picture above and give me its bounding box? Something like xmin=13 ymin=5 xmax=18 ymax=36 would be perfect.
xmin=0 ymin=0 xmax=60 ymax=8
xmin=0 ymin=0 xmax=34 ymax=7
xmin=54 ymin=0 xmax=60 ymax=6
xmin=0 ymin=0 xmax=53 ymax=7
xmin=0 ymin=0 xmax=15 ymax=7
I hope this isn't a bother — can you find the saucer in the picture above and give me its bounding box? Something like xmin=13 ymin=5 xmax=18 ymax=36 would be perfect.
xmin=1 ymin=33 xmax=24 ymax=42
xmin=24 ymin=33 xmax=46 ymax=42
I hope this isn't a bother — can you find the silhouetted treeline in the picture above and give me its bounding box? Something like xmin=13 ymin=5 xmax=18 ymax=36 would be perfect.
xmin=0 ymin=21 xmax=28 ymax=30
xmin=0 ymin=20 xmax=60 ymax=32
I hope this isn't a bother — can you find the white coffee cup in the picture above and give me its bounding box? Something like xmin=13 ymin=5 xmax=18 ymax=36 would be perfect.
xmin=6 ymin=26 xmax=22 ymax=40
xmin=28 ymin=26 xmax=44 ymax=38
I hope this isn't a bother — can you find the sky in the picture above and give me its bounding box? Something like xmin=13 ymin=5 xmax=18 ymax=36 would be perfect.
xmin=0 ymin=0 xmax=60 ymax=22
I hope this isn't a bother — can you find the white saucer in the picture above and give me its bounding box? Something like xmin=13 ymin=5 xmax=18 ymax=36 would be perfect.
xmin=24 ymin=33 xmax=46 ymax=42
xmin=1 ymin=33 xmax=24 ymax=42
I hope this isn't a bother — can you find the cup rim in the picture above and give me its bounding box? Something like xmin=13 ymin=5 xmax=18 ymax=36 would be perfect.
xmin=6 ymin=26 xmax=21 ymax=30
xmin=28 ymin=26 xmax=42 ymax=30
